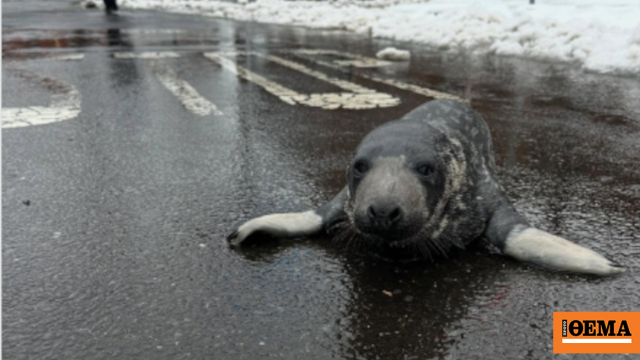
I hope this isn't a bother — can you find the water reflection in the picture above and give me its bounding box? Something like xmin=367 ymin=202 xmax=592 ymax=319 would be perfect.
xmin=233 ymin=240 xmax=501 ymax=359
xmin=104 ymin=28 xmax=140 ymax=88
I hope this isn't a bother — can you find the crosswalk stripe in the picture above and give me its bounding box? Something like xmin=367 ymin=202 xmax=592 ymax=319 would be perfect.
xmin=288 ymin=49 xmax=464 ymax=102
xmin=3 ymin=49 xmax=461 ymax=129
xmin=113 ymin=52 xmax=222 ymax=116
xmin=113 ymin=51 xmax=180 ymax=59
xmin=286 ymin=49 xmax=392 ymax=68
xmin=204 ymin=51 xmax=400 ymax=110
xmin=49 ymin=54 xmax=85 ymax=61
xmin=148 ymin=59 xmax=223 ymax=116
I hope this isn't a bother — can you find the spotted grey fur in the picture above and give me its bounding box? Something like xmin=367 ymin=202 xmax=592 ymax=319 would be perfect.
xmin=228 ymin=100 xmax=624 ymax=276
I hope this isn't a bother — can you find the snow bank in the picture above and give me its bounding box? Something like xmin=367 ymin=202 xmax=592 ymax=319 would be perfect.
xmin=118 ymin=0 xmax=640 ymax=76
xmin=376 ymin=47 xmax=410 ymax=61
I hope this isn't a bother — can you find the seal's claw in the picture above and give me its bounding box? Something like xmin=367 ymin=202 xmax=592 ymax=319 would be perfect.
xmin=228 ymin=228 xmax=251 ymax=248
xmin=606 ymin=260 xmax=626 ymax=274
xmin=227 ymin=229 xmax=239 ymax=242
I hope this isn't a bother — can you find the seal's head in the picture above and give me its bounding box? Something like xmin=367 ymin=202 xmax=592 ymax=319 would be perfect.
xmin=334 ymin=120 xmax=469 ymax=259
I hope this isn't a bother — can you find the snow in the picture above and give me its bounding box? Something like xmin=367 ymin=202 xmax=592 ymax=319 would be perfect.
xmin=117 ymin=0 xmax=640 ymax=76
xmin=376 ymin=47 xmax=411 ymax=61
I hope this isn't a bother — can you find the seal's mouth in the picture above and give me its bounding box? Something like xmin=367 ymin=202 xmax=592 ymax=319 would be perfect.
xmin=356 ymin=226 xmax=416 ymax=242
xmin=387 ymin=237 xmax=421 ymax=248
xmin=328 ymin=214 xmax=450 ymax=262
xmin=351 ymin=206 xmax=428 ymax=243
xmin=357 ymin=226 xmax=423 ymax=245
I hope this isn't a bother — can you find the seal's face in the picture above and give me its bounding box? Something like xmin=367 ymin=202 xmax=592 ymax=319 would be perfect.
xmin=337 ymin=120 xmax=465 ymax=257
xmin=349 ymin=154 xmax=444 ymax=241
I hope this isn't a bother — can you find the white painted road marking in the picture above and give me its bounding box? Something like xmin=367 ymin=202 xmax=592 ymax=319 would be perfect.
xmin=2 ymin=52 xmax=85 ymax=62
xmin=288 ymin=49 xmax=464 ymax=102
xmin=113 ymin=51 xmax=180 ymax=59
xmin=289 ymin=49 xmax=392 ymax=68
xmin=204 ymin=51 xmax=400 ymax=110
xmin=2 ymin=48 xmax=458 ymax=128
xmin=148 ymin=60 xmax=223 ymax=116
xmin=2 ymin=71 xmax=81 ymax=129
xmin=113 ymin=51 xmax=222 ymax=116
xmin=120 ymin=29 xmax=186 ymax=35
xmin=49 ymin=54 xmax=85 ymax=61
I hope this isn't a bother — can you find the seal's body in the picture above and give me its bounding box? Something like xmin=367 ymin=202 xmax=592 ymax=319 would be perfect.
xmin=228 ymin=100 xmax=624 ymax=276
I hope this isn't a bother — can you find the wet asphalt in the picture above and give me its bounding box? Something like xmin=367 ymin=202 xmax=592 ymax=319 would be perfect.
xmin=3 ymin=1 xmax=640 ymax=359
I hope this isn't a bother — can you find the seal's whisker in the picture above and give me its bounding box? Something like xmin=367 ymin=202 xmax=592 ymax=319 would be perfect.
xmin=356 ymin=234 xmax=365 ymax=254
xmin=430 ymin=237 xmax=450 ymax=258
xmin=346 ymin=233 xmax=359 ymax=253
xmin=410 ymin=242 xmax=420 ymax=259
xmin=417 ymin=240 xmax=434 ymax=262
xmin=328 ymin=215 xmax=458 ymax=262
xmin=332 ymin=228 xmax=350 ymax=245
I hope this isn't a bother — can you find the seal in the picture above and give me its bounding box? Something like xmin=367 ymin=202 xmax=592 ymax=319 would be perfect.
xmin=227 ymin=100 xmax=624 ymax=276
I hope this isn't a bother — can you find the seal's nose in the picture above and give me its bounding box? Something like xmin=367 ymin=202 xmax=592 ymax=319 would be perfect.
xmin=367 ymin=201 xmax=403 ymax=230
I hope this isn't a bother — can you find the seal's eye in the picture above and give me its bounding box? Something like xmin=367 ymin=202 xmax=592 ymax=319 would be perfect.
xmin=353 ymin=161 xmax=369 ymax=177
xmin=416 ymin=163 xmax=435 ymax=177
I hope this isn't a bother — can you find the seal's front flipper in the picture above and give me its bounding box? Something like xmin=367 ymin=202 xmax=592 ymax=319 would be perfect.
xmin=502 ymin=226 xmax=625 ymax=276
xmin=227 ymin=188 xmax=347 ymax=247
xmin=485 ymin=201 xmax=625 ymax=276
xmin=227 ymin=210 xmax=324 ymax=247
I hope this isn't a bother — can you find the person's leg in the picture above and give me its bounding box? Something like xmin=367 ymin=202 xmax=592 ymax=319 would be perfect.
xmin=103 ymin=0 xmax=118 ymax=12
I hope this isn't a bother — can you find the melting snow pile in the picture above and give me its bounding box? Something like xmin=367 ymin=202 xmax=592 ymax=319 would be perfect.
xmin=376 ymin=47 xmax=411 ymax=61
xmin=118 ymin=0 xmax=640 ymax=75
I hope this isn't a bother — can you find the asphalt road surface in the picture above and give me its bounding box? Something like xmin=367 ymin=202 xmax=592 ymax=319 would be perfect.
xmin=3 ymin=1 xmax=640 ymax=359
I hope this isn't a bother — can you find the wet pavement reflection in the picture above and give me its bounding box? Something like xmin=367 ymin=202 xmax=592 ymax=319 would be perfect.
xmin=3 ymin=1 xmax=639 ymax=360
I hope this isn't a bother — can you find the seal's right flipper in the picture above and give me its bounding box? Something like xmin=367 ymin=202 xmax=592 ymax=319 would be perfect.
xmin=484 ymin=201 xmax=625 ymax=276
xmin=226 ymin=210 xmax=324 ymax=247
xmin=502 ymin=226 xmax=625 ymax=276
xmin=227 ymin=187 xmax=347 ymax=247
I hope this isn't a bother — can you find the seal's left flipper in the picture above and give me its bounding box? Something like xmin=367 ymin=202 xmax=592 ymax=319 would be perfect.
xmin=484 ymin=200 xmax=625 ymax=276
xmin=227 ymin=188 xmax=347 ymax=247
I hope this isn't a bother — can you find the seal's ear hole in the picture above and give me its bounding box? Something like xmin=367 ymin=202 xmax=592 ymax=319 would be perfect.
xmin=435 ymin=133 xmax=449 ymax=144
xmin=415 ymin=162 xmax=436 ymax=178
